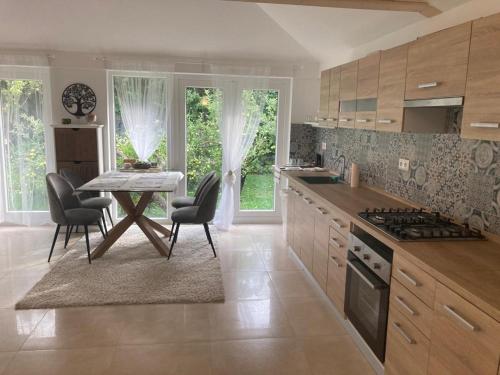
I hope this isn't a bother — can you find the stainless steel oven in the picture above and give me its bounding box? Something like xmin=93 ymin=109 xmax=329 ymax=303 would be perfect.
xmin=344 ymin=225 xmax=393 ymax=363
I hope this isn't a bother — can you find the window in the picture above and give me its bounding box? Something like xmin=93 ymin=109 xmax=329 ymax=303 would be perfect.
xmin=0 ymin=66 xmax=52 ymax=225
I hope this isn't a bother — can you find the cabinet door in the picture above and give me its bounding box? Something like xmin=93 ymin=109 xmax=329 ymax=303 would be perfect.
xmin=286 ymin=188 xmax=295 ymax=249
xmin=405 ymin=22 xmax=471 ymax=100
xmin=55 ymin=128 xmax=98 ymax=162
xmin=356 ymin=52 xmax=380 ymax=99
xmin=462 ymin=13 xmax=500 ymax=141
xmin=428 ymin=283 xmax=500 ymax=375
xmin=376 ymin=44 xmax=408 ymax=133
xmin=328 ymin=67 xmax=341 ymax=122
xmin=298 ymin=195 xmax=315 ymax=272
xmin=385 ymin=307 xmax=430 ymax=375
xmin=57 ymin=161 xmax=99 ymax=183
xmin=312 ymin=208 xmax=330 ymax=291
xmin=340 ymin=61 xmax=358 ymax=100
xmin=319 ymin=69 xmax=331 ymax=120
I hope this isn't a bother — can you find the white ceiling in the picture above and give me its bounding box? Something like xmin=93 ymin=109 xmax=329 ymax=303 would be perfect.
xmin=0 ymin=0 xmax=470 ymax=66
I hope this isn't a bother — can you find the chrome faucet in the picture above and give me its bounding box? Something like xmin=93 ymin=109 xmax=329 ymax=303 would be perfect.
xmin=332 ymin=154 xmax=346 ymax=181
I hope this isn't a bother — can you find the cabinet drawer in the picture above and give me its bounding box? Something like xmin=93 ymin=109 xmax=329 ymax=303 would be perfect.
xmin=393 ymin=254 xmax=436 ymax=308
xmin=385 ymin=306 xmax=430 ymax=375
xmin=328 ymin=232 xmax=348 ymax=256
xmin=312 ymin=240 xmax=328 ymax=291
xmin=326 ymin=245 xmax=347 ymax=314
xmin=329 ymin=209 xmax=350 ymax=239
xmin=428 ymin=283 xmax=500 ymax=375
xmin=405 ymin=22 xmax=471 ymax=100
xmin=390 ymin=278 xmax=434 ymax=338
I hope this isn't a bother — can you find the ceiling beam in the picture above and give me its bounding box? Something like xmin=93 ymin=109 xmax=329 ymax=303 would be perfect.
xmin=224 ymin=0 xmax=442 ymax=17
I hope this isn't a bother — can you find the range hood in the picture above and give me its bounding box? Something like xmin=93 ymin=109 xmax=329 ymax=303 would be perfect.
xmin=403 ymin=97 xmax=463 ymax=134
xmin=404 ymin=96 xmax=463 ymax=108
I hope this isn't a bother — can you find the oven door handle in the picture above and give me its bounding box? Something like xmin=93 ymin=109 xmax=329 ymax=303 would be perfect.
xmin=346 ymin=259 xmax=385 ymax=290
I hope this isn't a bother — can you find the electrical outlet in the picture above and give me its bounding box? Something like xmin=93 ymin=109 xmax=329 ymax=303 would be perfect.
xmin=321 ymin=142 xmax=327 ymax=151
xmin=398 ymin=158 xmax=410 ymax=172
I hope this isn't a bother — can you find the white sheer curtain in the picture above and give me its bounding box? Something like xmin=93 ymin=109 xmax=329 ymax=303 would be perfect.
xmin=0 ymin=58 xmax=52 ymax=226
xmin=213 ymin=78 xmax=267 ymax=230
xmin=114 ymin=76 xmax=168 ymax=161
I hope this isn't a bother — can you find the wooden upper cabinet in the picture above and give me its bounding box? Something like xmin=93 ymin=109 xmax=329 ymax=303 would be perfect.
xmin=376 ymin=44 xmax=409 ymax=133
xmin=428 ymin=283 xmax=500 ymax=375
xmin=462 ymin=13 xmax=500 ymax=141
xmin=405 ymin=22 xmax=471 ymax=100
xmin=54 ymin=128 xmax=98 ymax=162
xmin=340 ymin=61 xmax=358 ymax=101
xmin=328 ymin=67 xmax=341 ymax=121
xmin=319 ymin=69 xmax=331 ymax=119
xmin=356 ymin=52 xmax=380 ymax=99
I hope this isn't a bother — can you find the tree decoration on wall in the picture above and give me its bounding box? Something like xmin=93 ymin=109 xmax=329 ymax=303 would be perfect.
xmin=61 ymin=83 xmax=97 ymax=117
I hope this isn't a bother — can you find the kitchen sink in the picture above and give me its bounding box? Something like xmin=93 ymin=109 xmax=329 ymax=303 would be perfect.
xmin=298 ymin=176 xmax=339 ymax=184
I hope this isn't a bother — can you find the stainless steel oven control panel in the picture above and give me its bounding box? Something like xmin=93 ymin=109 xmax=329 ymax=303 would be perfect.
xmin=348 ymin=232 xmax=392 ymax=284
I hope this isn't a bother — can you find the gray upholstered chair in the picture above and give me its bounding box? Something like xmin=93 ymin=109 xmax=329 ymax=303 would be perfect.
xmin=60 ymin=168 xmax=113 ymax=232
xmin=169 ymin=171 xmax=216 ymax=240
xmin=169 ymin=176 xmax=220 ymax=259
xmin=46 ymin=173 xmax=105 ymax=264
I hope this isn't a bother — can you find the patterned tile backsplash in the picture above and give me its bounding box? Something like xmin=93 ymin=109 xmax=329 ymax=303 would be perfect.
xmin=289 ymin=124 xmax=500 ymax=235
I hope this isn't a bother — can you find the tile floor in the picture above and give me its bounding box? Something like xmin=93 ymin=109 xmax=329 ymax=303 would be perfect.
xmin=0 ymin=224 xmax=375 ymax=375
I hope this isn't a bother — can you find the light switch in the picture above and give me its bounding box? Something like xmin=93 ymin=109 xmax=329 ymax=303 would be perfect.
xmin=321 ymin=142 xmax=327 ymax=151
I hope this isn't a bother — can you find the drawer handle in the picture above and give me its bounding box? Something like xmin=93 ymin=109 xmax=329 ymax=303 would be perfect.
xmin=326 ymin=118 xmax=335 ymax=122
xmin=443 ymin=305 xmax=477 ymax=332
xmin=330 ymin=238 xmax=343 ymax=248
xmin=303 ymin=197 xmax=314 ymax=204
xmin=316 ymin=207 xmax=328 ymax=215
xmin=392 ymin=322 xmax=415 ymax=344
xmin=417 ymin=81 xmax=438 ymax=89
xmin=331 ymin=218 xmax=344 ymax=230
xmin=397 ymin=268 xmax=419 ymax=287
xmin=330 ymin=256 xmax=342 ymax=268
xmin=339 ymin=118 xmax=350 ymax=123
xmin=377 ymin=119 xmax=393 ymax=124
xmin=356 ymin=119 xmax=369 ymax=123
xmin=396 ymin=296 xmax=416 ymax=316
xmin=470 ymin=122 xmax=499 ymax=129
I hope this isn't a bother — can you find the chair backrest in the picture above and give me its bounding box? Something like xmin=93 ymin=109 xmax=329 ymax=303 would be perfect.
xmin=46 ymin=173 xmax=80 ymax=225
xmin=60 ymin=168 xmax=91 ymax=200
xmin=194 ymin=171 xmax=216 ymax=200
xmin=195 ymin=176 xmax=220 ymax=223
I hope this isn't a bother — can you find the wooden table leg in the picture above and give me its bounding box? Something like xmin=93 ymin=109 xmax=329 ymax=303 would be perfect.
xmin=91 ymin=216 xmax=134 ymax=259
xmin=143 ymin=216 xmax=171 ymax=237
xmin=136 ymin=216 xmax=169 ymax=257
xmin=91 ymin=191 xmax=171 ymax=259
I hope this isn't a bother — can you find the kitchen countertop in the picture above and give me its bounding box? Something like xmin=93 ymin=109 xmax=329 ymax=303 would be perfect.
xmin=283 ymin=170 xmax=500 ymax=322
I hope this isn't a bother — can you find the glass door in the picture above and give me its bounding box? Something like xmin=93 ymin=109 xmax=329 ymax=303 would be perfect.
xmin=108 ymin=71 xmax=170 ymax=220
xmin=0 ymin=67 xmax=53 ymax=225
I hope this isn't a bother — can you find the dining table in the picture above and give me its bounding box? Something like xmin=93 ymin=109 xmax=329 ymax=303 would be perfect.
xmin=77 ymin=170 xmax=184 ymax=260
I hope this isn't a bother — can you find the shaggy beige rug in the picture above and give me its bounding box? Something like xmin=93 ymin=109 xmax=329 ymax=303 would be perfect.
xmin=16 ymin=225 xmax=224 ymax=309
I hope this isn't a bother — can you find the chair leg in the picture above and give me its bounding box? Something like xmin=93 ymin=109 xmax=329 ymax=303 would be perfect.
xmin=101 ymin=210 xmax=108 ymax=236
xmin=48 ymin=224 xmax=61 ymax=262
xmin=203 ymin=223 xmax=217 ymax=258
xmin=84 ymin=225 xmax=92 ymax=264
xmin=106 ymin=206 xmax=114 ymax=226
xmin=97 ymin=220 xmax=106 ymax=239
xmin=75 ymin=225 xmax=79 ymax=233
xmin=64 ymin=225 xmax=71 ymax=249
xmin=168 ymin=223 xmax=180 ymax=259
xmin=169 ymin=221 xmax=175 ymax=241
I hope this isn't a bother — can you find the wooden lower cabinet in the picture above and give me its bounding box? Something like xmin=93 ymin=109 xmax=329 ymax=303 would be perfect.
xmin=285 ymin=188 xmax=295 ymax=249
xmin=296 ymin=195 xmax=316 ymax=272
xmin=312 ymin=208 xmax=331 ymax=291
xmin=57 ymin=161 xmax=99 ymax=183
xmin=385 ymin=307 xmax=430 ymax=375
xmin=427 ymin=283 xmax=500 ymax=375
xmin=326 ymin=238 xmax=347 ymax=314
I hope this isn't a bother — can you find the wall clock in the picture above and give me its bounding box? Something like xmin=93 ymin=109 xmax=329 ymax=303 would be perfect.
xmin=61 ymin=83 xmax=97 ymax=117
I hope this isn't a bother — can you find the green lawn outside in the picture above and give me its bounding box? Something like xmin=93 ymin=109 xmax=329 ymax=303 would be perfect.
xmin=240 ymin=173 xmax=275 ymax=210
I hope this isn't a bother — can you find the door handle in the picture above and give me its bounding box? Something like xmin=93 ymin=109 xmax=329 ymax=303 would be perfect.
xmin=347 ymin=260 xmax=379 ymax=290
xmin=443 ymin=305 xmax=477 ymax=331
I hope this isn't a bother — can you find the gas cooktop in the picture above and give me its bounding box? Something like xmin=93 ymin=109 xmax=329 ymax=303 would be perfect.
xmin=358 ymin=208 xmax=485 ymax=242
